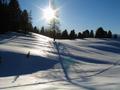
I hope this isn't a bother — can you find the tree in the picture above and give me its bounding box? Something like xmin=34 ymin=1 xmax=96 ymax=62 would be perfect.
xmin=33 ymin=26 xmax=39 ymax=33
xmin=0 ymin=0 xmax=10 ymax=33
xmin=27 ymin=11 xmax=33 ymax=32
xmin=40 ymin=26 xmax=45 ymax=35
xmin=95 ymin=27 xmax=103 ymax=38
xmin=89 ymin=30 xmax=94 ymax=38
xmin=61 ymin=29 xmax=69 ymax=39
xmin=0 ymin=0 xmax=33 ymax=34
xmin=104 ymin=30 xmax=108 ymax=38
xmin=107 ymin=30 xmax=112 ymax=38
xmin=95 ymin=27 xmax=107 ymax=38
xmin=83 ymin=30 xmax=89 ymax=38
xmin=21 ymin=10 xmax=29 ymax=33
xmin=69 ymin=30 xmax=76 ymax=39
xmin=78 ymin=32 xmax=83 ymax=39
xmin=9 ymin=0 xmax=21 ymax=31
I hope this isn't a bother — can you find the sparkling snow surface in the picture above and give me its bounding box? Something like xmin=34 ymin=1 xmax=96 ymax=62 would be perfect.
xmin=0 ymin=32 xmax=120 ymax=90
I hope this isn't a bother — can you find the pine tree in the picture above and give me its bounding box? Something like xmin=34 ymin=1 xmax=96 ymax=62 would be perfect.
xmin=33 ymin=26 xmax=39 ymax=33
xmin=95 ymin=27 xmax=107 ymax=38
xmin=69 ymin=30 xmax=76 ymax=39
xmin=89 ymin=30 xmax=94 ymax=38
xmin=27 ymin=11 xmax=33 ymax=32
xmin=40 ymin=26 xmax=45 ymax=35
xmin=0 ymin=0 xmax=33 ymax=33
xmin=61 ymin=29 xmax=69 ymax=39
xmin=107 ymin=30 xmax=112 ymax=38
xmin=104 ymin=30 xmax=107 ymax=38
xmin=9 ymin=0 xmax=21 ymax=31
xmin=78 ymin=32 xmax=83 ymax=39
xmin=0 ymin=0 xmax=9 ymax=33
xmin=83 ymin=30 xmax=89 ymax=38
xmin=20 ymin=10 xmax=29 ymax=33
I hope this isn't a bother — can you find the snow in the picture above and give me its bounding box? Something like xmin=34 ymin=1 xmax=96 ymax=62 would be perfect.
xmin=0 ymin=32 xmax=120 ymax=90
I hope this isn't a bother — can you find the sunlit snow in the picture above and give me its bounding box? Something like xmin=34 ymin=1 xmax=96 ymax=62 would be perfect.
xmin=0 ymin=32 xmax=120 ymax=90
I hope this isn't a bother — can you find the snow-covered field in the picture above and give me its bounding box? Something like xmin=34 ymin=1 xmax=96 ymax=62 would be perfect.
xmin=0 ymin=32 xmax=120 ymax=90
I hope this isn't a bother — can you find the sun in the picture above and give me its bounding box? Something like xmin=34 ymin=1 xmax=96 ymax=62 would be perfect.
xmin=42 ymin=6 xmax=57 ymax=22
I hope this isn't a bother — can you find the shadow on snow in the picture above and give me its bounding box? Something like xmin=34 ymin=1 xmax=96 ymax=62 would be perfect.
xmin=0 ymin=51 xmax=58 ymax=77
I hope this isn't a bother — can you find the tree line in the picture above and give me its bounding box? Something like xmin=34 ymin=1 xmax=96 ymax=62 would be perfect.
xmin=36 ymin=26 xmax=118 ymax=39
xmin=0 ymin=0 xmax=118 ymax=39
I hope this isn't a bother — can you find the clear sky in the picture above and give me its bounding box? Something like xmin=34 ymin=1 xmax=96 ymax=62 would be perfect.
xmin=19 ymin=0 xmax=120 ymax=33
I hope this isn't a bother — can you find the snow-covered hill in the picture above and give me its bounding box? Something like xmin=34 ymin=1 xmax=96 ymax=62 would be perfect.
xmin=0 ymin=32 xmax=120 ymax=90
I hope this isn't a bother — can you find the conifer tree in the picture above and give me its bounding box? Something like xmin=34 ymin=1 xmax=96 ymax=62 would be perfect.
xmin=9 ymin=0 xmax=21 ymax=31
xmin=107 ymin=30 xmax=112 ymax=38
xmin=89 ymin=30 xmax=94 ymax=38
xmin=78 ymin=32 xmax=83 ymax=39
xmin=61 ymin=29 xmax=69 ymax=39
xmin=69 ymin=30 xmax=76 ymax=39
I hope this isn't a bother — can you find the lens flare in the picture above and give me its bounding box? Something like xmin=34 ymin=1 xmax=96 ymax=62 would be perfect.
xmin=42 ymin=0 xmax=60 ymax=23
xmin=42 ymin=6 xmax=57 ymax=22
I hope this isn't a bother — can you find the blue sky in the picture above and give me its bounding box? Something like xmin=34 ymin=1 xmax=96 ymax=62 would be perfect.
xmin=19 ymin=0 xmax=120 ymax=33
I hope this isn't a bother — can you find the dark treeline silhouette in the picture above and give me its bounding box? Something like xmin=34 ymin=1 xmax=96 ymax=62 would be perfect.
xmin=0 ymin=0 xmax=118 ymax=39
xmin=37 ymin=26 xmax=117 ymax=39
xmin=0 ymin=0 xmax=34 ymax=34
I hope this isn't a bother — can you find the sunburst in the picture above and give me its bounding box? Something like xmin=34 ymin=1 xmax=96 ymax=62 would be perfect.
xmin=42 ymin=6 xmax=59 ymax=23
xmin=42 ymin=0 xmax=59 ymax=23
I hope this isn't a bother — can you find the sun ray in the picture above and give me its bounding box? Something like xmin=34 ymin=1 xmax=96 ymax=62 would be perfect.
xmin=42 ymin=6 xmax=56 ymax=22
xmin=41 ymin=0 xmax=59 ymax=23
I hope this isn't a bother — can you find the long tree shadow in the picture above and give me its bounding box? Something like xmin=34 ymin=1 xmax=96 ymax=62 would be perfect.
xmin=0 ymin=51 xmax=58 ymax=77
xmin=51 ymin=43 xmax=115 ymax=65
xmin=92 ymin=39 xmax=120 ymax=48
xmin=53 ymin=41 xmax=97 ymax=90
xmin=53 ymin=42 xmax=71 ymax=82
xmin=88 ymin=45 xmax=120 ymax=54
xmin=86 ymin=39 xmax=120 ymax=53
xmin=52 ymin=41 xmax=120 ymax=90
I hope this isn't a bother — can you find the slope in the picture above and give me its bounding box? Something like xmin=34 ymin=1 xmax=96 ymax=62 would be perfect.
xmin=0 ymin=32 xmax=120 ymax=90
